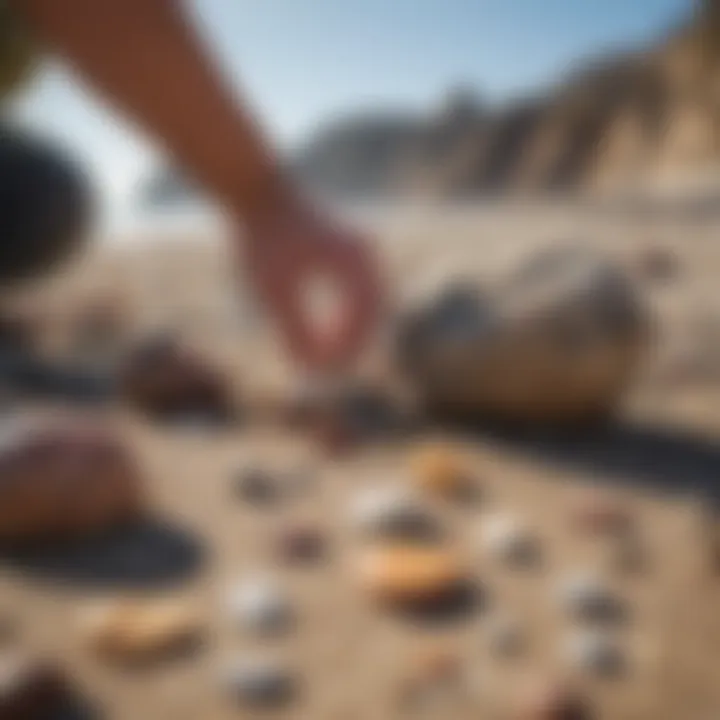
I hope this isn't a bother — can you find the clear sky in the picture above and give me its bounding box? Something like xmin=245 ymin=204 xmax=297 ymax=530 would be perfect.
xmin=13 ymin=0 xmax=695 ymax=226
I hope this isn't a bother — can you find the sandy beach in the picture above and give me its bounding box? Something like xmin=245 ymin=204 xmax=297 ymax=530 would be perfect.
xmin=2 ymin=201 xmax=720 ymax=719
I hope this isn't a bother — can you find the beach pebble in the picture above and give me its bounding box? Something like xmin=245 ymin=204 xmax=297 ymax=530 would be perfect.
xmin=120 ymin=332 xmax=232 ymax=421
xmin=226 ymin=578 xmax=293 ymax=636
xmin=486 ymin=615 xmax=525 ymax=658
xmin=276 ymin=522 xmax=326 ymax=564
xmin=556 ymin=573 xmax=625 ymax=623
xmin=409 ymin=442 xmax=473 ymax=498
xmin=233 ymin=467 xmax=278 ymax=505
xmin=563 ymin=630 xmax=624 ymax=677
xmin=514 ymin=678 xmax=591 ymax=720
xmin=481 ymin=513 xmax=539 ymax=566
xmin=80 ymin=599 xmax=203 ymax=664
xmin=349 ymin=486 xmax=439 ymax=541
xmin=359 ymin=545 xmax=466 ymax=608
xmin=221 ymin=657 xmax=296 ymax=708
xmin=569 ymin=488 xmax=632 ymax=536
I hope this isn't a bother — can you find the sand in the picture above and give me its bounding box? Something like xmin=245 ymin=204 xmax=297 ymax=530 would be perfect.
xmin=1 ymin=201 xmax=719 ymax=719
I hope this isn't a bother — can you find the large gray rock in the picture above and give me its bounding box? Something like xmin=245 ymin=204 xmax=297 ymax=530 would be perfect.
xmin=397 ymin=246 xmax=649 ymax=425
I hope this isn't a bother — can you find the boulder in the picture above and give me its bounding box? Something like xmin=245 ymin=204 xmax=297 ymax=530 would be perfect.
xmin=397 ymin=246 xmax=648 ymax=425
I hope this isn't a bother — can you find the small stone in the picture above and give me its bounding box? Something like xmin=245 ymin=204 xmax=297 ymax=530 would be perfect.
xmin=359 ymin=545 xmax=466 ymax=608
xmin=481 ymin=514 xmax=538 ymax=566
xmin=226 ymin=578 xmax=293 ymax=636
xmin=556 ymin=573 xmax=625 ymax=624
xmin=569 ymin=488 xmax=632 ymax=537
xmin=221 ymin=657 xmax=296 ymax=708
xmin=80 ymin=599 xmax=203 ymax=664
xmin=563 ymin=630 xmax=624 ymax=677
xmin=349 ymin=487 xmax=439 ymax=541
xmin=515 ymin=678 xmax=591 ymax=720
xmin=409 ymin=442 xmax=473 ymax=498
xmin=486 ymin=615 xmax=524 ymax=658
xmin=233 ymin=467 xmax=277 ymax=504
xmin=276 ymin=522 xmax=326 ymax=564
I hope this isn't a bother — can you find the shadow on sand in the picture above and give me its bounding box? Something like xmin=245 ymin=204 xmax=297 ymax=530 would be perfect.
xmin=1 ymin=517 xmax=205 ymax=590
xmin=435 ymin=417 xmax=720 ymax=507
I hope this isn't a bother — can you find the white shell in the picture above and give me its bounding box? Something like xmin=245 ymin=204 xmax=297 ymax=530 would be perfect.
xmin=349 ymin=486 xmax=437 ymax=540
xmin=226 ymin=578 xmax=292 ymax=635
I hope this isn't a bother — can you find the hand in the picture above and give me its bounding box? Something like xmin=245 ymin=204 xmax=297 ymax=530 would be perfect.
xmin=243 ymin=199 xmax=381 ymax=372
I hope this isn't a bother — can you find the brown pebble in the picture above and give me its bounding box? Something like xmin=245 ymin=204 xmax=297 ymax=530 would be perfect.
xmin=276 ymin=523 xmax=326 ymax=563
xmin=359 ymin=545 xmax=466 ymax=607
xmin=409 ymin=443 xmax=473 ymax=498
xmin=80 ymin=599 xmax=203 ymax=664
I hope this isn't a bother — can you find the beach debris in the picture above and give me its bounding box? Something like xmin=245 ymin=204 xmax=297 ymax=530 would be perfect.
xmin=349 ymin=486 xmax=440 ymax=542
xmin=0 ymin=655 xmax=80 ymax=720
xmin=119 ymin=332 xmax=232 ymax=421
xmin=398 ymin=246 xmax=648 ymax=425
xmin=358 ymin=545 xmax=467 ymax=608
xmin=80 ymin=599 xmax=203 ymax=664
xmin=0 ymin=416 xmax=144 ymax=546
xmin=226 ymin=577 xmax=293 ymax=636
xmin=514 ymin=678 xmax=592 ymax=720
xmin=486 ymin=614 xmax=525 ymax=658
xmin=408 ymin=442 xmax=475 ymax=499
xmin=563 ymin=629 xmax=624 ymax=677
xmin=221 ymin=656 xmax=296 ymax=709
xmin=275 ymin=522 xmax=326 ymax=564
xmin=480 ymin=513 xmax=539 ymax=566
xmin=569 ymin=487 xmax=632 ymax=537
xmin=556 ymin=573 xmax=625 ymax=624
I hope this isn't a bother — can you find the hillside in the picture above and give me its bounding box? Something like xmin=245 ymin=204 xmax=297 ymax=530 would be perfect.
xmin=294 ymin=4 xmax=720 ymax=198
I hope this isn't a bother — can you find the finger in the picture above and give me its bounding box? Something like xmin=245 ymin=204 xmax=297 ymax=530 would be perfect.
xmin=314 ymin=241 xmax=382 ymax=370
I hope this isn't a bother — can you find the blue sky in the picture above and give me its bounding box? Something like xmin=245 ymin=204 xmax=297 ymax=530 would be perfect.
xmin=14 ymin=0 xmax=694 ymax=225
